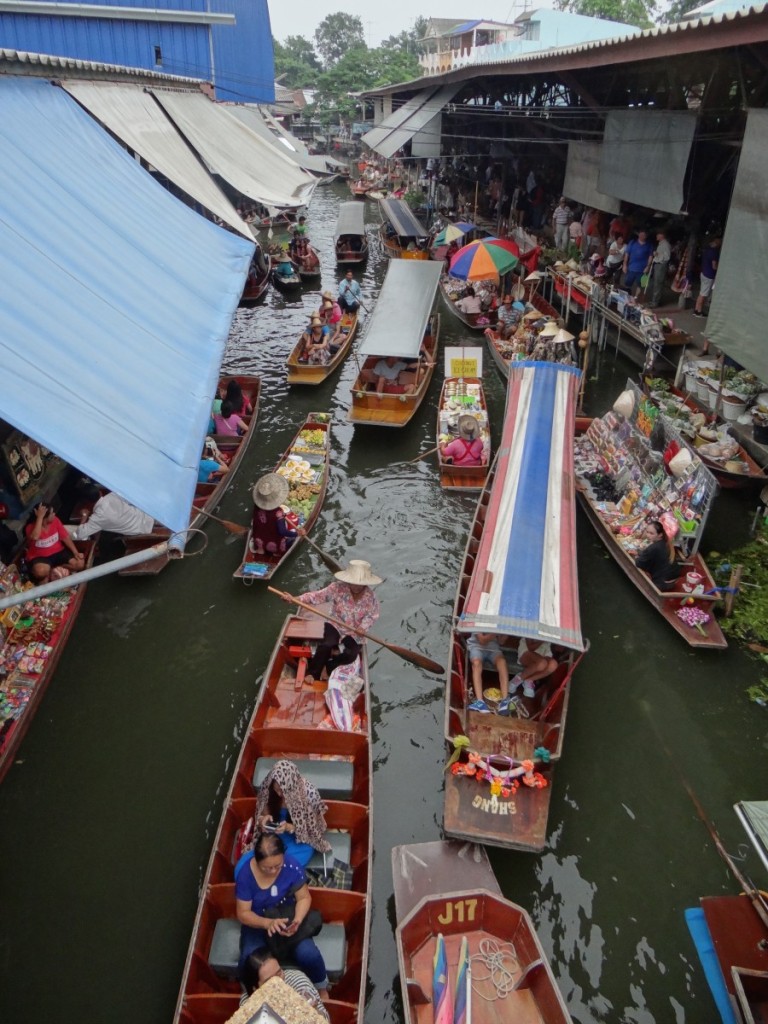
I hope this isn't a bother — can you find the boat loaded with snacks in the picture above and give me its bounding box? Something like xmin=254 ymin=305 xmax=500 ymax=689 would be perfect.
xmin=574 ymin=380 xmax=727 ymax=650
xmin=120 ymin=375 xmax=260 ymax=575
xmin=393 ymin=840 xmax=573 ymax=1024
xmin=286 ymin=313 xmax=359 ymax=386
xmin=348 ymin=261 xmax=443 ymax=428
xmin=378 ymin=198 xmax=431 ymax=260
xmin=444 ymin=362 xmax=586 ymax=852
xmin=484 ymin=297 xmax=563 ymax=381
xmin=173 ymin=609 xmax=372 ymax=1024
xmin=439 ymin=277 xmax=498 ymax=331
xmin=233 ymin=413 xmax=331 ymax=583
xmin=0 ymin=539 xmax=97 ymax=785
xmin=334 ymin=203 xmax=368 ymax=266
xmin=436 ymin=378 xmax=491 ymax=492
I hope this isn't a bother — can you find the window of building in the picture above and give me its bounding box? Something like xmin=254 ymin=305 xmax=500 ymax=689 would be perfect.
xmin=154 ymin=46 xmax=163 ymax=66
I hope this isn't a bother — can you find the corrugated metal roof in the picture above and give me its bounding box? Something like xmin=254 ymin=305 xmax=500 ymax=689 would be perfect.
xmin=365 ymin=3 xmax=768 ymax=96
xmin=0 ymin=46 xmax=201 ymax=81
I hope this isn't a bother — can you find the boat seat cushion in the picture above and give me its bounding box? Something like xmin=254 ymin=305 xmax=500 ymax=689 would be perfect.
xmin=307 ymin=831 xmax=351 ymax=871
xmin=253 ymin=757 xmax=354 ymax=801
xmin=208 ymin=917 xmax=347 ymax=980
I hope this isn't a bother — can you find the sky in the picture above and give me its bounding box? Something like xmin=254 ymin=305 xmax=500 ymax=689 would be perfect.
xmin=267 ymin=0 xmax=555 ymax=48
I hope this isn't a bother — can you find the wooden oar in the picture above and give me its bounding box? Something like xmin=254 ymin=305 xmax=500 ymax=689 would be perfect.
xmin=196 ymin=509 xmax=248 ymax=535
xmin=296 ymin=529 xmax=344 ymax=575
xmin=408 ymin=445 xmax=441 ymax=465
xmin=268 ymin=586 xmax=445 ymax=675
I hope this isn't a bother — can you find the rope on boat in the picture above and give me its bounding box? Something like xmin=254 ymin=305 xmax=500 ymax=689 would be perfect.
xmin=469 ymin=938 xmax=521 ymax=1000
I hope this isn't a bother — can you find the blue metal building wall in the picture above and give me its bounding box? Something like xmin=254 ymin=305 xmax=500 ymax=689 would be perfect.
xmin=210 ymin=0 xmax=274 ymax=104
xmin=0 ymin=0 xmax=275 ymax=102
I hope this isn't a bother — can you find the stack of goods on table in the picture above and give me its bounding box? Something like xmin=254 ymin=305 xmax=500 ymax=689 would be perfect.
xmin=0 ymin=563 xmax=74 ymax=756
xmin=438 ymin=382 xmax=490 ymax=461
xmin=276 ymin=427 xmax=326 ymax=524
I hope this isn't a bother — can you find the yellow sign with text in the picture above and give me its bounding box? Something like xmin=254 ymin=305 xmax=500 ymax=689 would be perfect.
xmin=449 ymin=358 xmax=479 ymax=377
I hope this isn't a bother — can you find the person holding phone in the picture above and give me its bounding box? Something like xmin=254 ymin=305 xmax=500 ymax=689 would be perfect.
xmin=254 ymin=760 xmax=332 ymax=867
xmin=25 ymin=502 xmax=85 ymax=581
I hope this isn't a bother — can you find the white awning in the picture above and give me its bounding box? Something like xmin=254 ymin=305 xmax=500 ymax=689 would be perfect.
xmin=358 ymin=261 xmax=443 ymax=358
xmin=226 ymin=105 xmax=341 ymax=177
xmin=335 ymin=201 xmax=365 ymax=239
xmin=362 ymin=85 xmax=459 ymax=159
xmin=62 ymin=81 xmax=253 ymax=238
xmin=151 ymin=90 xmax=316 ymax=209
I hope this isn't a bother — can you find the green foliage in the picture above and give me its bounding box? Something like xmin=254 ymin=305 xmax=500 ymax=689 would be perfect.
xmin=311 ymin=43 xmax=420 ymax=123
xmin=717 ymin=531 xmax=768 ymax=647
xmin=662 ymin=0 xmax=702 ymax=22
xmin=381 ymin=17 xmax=429 ymax=56
xmin=555 ymin=0 xmax=657 ymax=29
xmin=314 ymin=11 xmax=366 ymax=68
xmin=273 ymin=35 xmax=321 ymax=88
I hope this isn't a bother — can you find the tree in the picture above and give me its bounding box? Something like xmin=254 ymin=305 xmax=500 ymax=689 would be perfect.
xmin=314 ymin=12 xmax=366 ymax=68
xmin=273 ymin=35 xmax=321 ymax=89
xmin=662 ymin=0 xmax=701 ymax=22
xmin=555 ymin=0 xmax=657 ymax=29
xmin=381 ymin=16 xmax=428 ymax=56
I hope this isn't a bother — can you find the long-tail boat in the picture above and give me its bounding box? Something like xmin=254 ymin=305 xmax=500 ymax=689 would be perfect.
xmin=239 ymin=249 xmax=271 ymax=304
xmin=120 ymin=375 xmax=260 ymax=575
xmin=444 ymin=362 xmax=587 ymax=852
xmin=393 ymin=840 xmax=573 ymax=1024
xmin=233 ymin=412 xmax=331 ymax=582
xmin=174 ymin=610 xmax=372 ymax=1024
xmin=348 ymin=261 xmax=442 ymax=428
xmin=295 ymin=243 xmax=322 ymax=283
xmin=378 ymin=198 xmax=431 ymax=260
xmin=286 ymin=312 xmax=359 ymax=386
xmin=334 ymin=203 xmax=368 ymax=266
xmin=436 ymin=377 xmax=491 ymax=492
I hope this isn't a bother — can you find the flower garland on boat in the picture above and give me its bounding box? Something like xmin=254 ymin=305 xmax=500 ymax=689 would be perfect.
xmin=446 ymin=736 xmax=550 ymax=796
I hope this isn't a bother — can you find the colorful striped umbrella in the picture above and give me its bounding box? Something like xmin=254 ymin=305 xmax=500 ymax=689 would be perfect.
xmin=433 ymin=221 xmax=475 ymax=246
xmin=433 ymin=933 xmax=453 ymax=1024
xmin=449 ymin=237 xmax=519 ymax=282
xmin=453 ymin=935 xmax=471 ymax=1024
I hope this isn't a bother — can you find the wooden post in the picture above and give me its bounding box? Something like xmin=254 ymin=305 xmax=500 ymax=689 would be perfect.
xmin=724 ymin=565 xmax=742 ymax=617
xmin=577 ymin=329 xmax=590 ymax=413
xmin=474 ymin=179 xmax=479 ymax=221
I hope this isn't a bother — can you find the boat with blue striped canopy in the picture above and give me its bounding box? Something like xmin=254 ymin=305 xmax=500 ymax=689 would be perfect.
xmin=443 ymin=361 xmax=587 ymax=852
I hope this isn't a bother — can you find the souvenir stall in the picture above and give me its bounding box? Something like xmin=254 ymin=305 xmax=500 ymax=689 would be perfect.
xmin=575 ymin=379 xmax=718 ymax=559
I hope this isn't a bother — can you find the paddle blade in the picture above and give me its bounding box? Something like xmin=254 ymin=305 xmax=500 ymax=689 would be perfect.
xmin=384 ymin=641 xmax=444 ymax=675
xmin=433 ymin=933 xmax=452 ymax=1024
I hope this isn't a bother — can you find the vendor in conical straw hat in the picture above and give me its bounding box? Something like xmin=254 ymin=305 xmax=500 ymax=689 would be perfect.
xmin=249 ymin=473 xmax=297 ymax=558
xmin=298 ymin=559 xmax=383 ymax=685
xmin=440 ymin=414 xmax=485 ymax=467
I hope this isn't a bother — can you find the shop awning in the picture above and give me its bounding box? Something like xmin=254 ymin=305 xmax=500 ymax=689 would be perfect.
xmin=226 ymin=105 xmax=343 ymax=177
xmin=379 ymin=198 xmax=428 ymax=239
xmin=598 ymin=109 xmax=697 ymax=214
xmin=563 ymin=141 xmax=621 ymax=215
xmin=151 ymin=89 xmax=316 ymax=209
xmin=457 ymin=362 xmax=584 ymax=650
xmin=334 ymin=201 xmax=366 ymax=239
xmin=260 ymin=109 xmax=348 ymax=170
xmin=358 ymin=261 xmax=442 ymax=358
xmin=0 ymin=76 xmax=253 ymax=533
xmin=62 ymin=81 xmax=253 ymax=238
xmin=735 ymin=799 xmax=768 ymax=874
xmin=362 ymin=85 xmax=459 ymax=159
xmin=707 ymin=109 xmax=768 ymax=383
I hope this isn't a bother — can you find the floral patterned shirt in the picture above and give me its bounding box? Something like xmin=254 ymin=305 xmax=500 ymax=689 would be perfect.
xmin=299 ymin=582 xmax=380 ymax=636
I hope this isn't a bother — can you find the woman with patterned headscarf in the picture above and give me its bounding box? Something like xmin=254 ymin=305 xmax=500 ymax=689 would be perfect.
xmin=255 ymin=760 xmax=332 ymax=866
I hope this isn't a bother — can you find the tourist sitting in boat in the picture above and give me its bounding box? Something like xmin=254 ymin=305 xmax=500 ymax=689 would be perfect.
xmin=198 ymin=447 xmax=229 ymax=484
xmin=338 ymin=271 xmax=362 ymax=313
xmin=68 ymin=490 xmax=154 ymax=540
xmin=367 ymin=355 xmax=418 ymax=395
xmin=235 ymin=833 xmax=329 ymax=998
xmin=635 ymin=520 xmax=679 ymax=591
xmin=275 ymin=255 xmax=297 ymax=280
xmin=510 ymin=638 xmax=558 ymax=699
xmin=24 ymin=502 xmax=85 ymax=581
xmin=300 ymin=317 xmax=332 ymax=365
xmin=441 ymin=415 xmax=485 ymax=466
xmin=213 ymin=400 xmax=248 ymax=437
xmin=250 ymin=474 xmax=297 ymax=557
xmin=457 ymin=287 xmax=482 ymax=316
xmin=296 ymin=559 xmax=381 ymax=685
xmin=467 ymin=632 xmax=512 ymax=715
xmin=318 ymin=294 xmax=342 ymax=328
xmin=497 ymin=294 xmax=520 ymax=334
xmin=226 ymin=379 xmax=253 ymax=417
xmin=254 ymin=759 xmax=333 ymax=867
xmin=288 ymin=231 xmax=304 ymax=261
xmin=242 ymin=950 xmax=330 ymax=1020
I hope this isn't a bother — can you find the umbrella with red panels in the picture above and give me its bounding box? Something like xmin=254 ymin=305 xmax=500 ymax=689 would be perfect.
xmin=449 ymin=237 xmax=520 ymax=281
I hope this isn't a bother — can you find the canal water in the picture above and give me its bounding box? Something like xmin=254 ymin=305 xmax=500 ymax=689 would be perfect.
xmin=1 ymin=183 xmax=766 ymax=1024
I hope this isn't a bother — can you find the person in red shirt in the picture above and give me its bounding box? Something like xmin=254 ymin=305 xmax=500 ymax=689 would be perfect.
xmin=25 ymin=502 xmax=85 ymax=581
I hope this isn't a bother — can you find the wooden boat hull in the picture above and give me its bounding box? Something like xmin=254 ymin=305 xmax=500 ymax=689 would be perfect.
xmin=393 ymin=842 xmax=573 ymax=1024
xmin=485 ymin=291 xmax=561 ymax=380
xmin=348 ymin=314 xmax=440 ymax=428
xmin=297 ymin=245 xmax=322 ymax=282
xmin=271 ymin=270 xmax=302 ymax=293
xmin=0 ymin=540 xmax=97 ymax=785
xmin=439 ymin=279 xmax=498 ymax=331
xmin=120 ymin=376 xmax=261 ymax=575
xmin=436 ymin=377 xmax=490 ymax=492
xmin=336 ymin=243 xmax=368 ymax=267
xmin=174 ymin=612 xmax=372 ymax=1024
xmin=379 ymin=225 xmax=430 ymax=260
xmin=239 ymin=255 xmax=271 ymax=304
xmin=575 ymin=418 xmax=727 ymax=649
xmin=287 ymin=312 xmax=358 ymax=385
xmin=697 ymin=895 xmax=768 ymax=1012
xmin=233 ymin=413 xmax=331 ymax=582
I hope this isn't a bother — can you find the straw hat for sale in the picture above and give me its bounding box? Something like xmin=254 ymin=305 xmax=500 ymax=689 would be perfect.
xmin=523 ymin=309 xmax=543 ymax=321
xmin=553 ymin=328 xmax=575 ymax=345
xmin=458 ymin=414 xmax=480 ymax=439
xmin=252 ymin=473 xmax=289 ymax=511
xmin=538 ymin=321 xmax=560 ymax=338
xmin=334 ymin=560 xmax=383 ymax=587
xmin=525 ymin=270 xmax=543 ymax=282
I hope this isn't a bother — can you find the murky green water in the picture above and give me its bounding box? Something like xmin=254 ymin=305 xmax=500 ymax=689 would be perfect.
xmin=1 ymin=183 xmax=766 ymax=1024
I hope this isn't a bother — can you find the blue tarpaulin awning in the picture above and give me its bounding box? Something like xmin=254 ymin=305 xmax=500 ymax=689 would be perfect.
xmin=0 ymin=76 xmax=254 ymax=533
